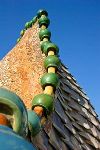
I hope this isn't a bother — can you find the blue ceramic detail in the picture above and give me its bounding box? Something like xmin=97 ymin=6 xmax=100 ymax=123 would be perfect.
xmin=0 ymin=125 xmax=36 ymax=150
xmin=27 ymin=110 xmax=41 ymax=136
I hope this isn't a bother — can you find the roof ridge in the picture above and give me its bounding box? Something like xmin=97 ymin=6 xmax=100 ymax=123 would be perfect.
xmin=16 ymin=16 xmax=37 ymax=43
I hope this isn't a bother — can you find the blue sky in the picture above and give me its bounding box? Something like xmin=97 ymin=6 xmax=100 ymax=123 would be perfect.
xmin=0 ymin=0 xmax=100 ymax=117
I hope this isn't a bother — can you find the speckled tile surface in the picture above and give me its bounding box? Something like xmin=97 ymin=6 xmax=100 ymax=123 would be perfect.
xmin=0 ymin=22 xmax=45 ymax=109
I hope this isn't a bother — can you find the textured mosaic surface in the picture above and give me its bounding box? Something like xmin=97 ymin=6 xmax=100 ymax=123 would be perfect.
xmin=0 ymin=20 xmax=100 ymax=150
xmin=0 ymin=22 xmax=45 ymax=109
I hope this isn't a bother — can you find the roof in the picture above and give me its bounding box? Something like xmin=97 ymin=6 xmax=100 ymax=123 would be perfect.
xmin=0 ymin=10 xmax=100 ymax=150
